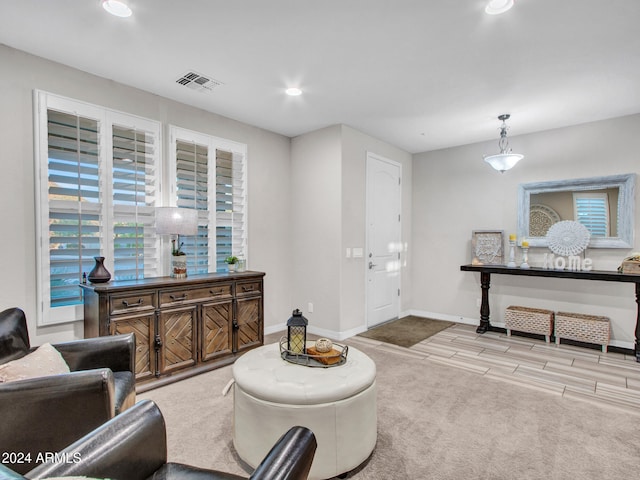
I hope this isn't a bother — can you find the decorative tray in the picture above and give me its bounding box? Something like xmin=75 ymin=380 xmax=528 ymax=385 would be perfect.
xmin=279 ymin=337 xmax=348 ymax=368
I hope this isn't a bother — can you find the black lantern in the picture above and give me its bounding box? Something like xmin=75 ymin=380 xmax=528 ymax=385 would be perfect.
xmin=287 ymin=308 xmax=308 ymax=355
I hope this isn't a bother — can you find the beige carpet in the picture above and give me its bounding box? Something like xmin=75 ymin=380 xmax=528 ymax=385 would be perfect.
xmin=357 ymin=316 xmax=454 ymax=347
xmin=140 ymin=338 xmax=640 ymax=479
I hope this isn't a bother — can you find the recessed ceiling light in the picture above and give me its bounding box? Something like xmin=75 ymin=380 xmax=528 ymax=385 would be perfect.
xmin=102 ymin=0 xmax=132 ymax=18
xmin=485 ymin=0 xmax=514 ymax=15
xmin=285 ymin=87 xmax=302 ymax=96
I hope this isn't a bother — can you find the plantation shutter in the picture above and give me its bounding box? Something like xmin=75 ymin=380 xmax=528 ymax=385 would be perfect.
xmin=176 ymin=139 xmax=210 ymax=273
xmin=226 ymin=150 xmax=246 ymax=266
xmin=170 ymin=126 xmax=247 ymax=274
xmin=574 ymin=192 xmax=609 ymax=237
xmin=112 ymin=125 xmax=159 ymax=279
xmin=47 ymin=110 xmax=102 ymax=307
xmin=215 ymin=150 xmax=233 ymax=270
xmin=231 ymin=151 xmax=247 ymax=261
xmin=215 ymin=149 xmax=247 ymax=270
xmin=37 ymin=91 xmax=163 ymax=325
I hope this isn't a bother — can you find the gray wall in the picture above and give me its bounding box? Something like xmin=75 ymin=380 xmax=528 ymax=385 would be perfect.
xmin=2 ymin=42 xmax=638 ymax=347
xmin=290 ymin=125 xmax=412 ymax=339
xmin=0 ymin=44 xmax=293 ymax=344
xmin=411 ymin=114 xmax=640 ymax=347
xmin=290 ymin=125 xmax=343 ymax=333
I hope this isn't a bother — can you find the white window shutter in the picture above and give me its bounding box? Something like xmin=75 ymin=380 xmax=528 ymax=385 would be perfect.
xmin=175 ymin=139 xmax=211 ymax=273
xmin=35 ymin=91 xmax=162 ymax=325
xmin=170 ymin=126 xmax=248 ymax=274
xmin=111 ymin=122 xmax=161 ymax=279
xmin=574 ymin=192 xmax=610 ymax=237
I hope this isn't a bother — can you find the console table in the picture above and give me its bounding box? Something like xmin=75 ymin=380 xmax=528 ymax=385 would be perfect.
xmin=81 ymin=271 xmax=265 ymax=389
xmin=460 ymin=264 xmax=640 ymax=361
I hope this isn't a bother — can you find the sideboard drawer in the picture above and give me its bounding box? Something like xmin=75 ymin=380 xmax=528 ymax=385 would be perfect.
xmin=110 ymin=292 xmax=157 ymax=315
xmin=160 ymin=283 xmax=233 ymax=307
xmin=236 ymin=280 xmax=262 ymax=297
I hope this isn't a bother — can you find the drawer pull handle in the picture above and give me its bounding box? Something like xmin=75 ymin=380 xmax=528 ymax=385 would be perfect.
xmin=242 ymin=286 xmax=255 ymax=292
xmin=210 ymin=289 xmax=224 ymax=295
xmin=122 ymin=298 xmax=144 ymax=307
xmin=170 ymin=294 xmax=188 ymax=301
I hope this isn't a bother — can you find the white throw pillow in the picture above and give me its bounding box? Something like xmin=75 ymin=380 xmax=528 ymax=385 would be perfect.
xmin=0 ymin=342 xmax=70 ymax=383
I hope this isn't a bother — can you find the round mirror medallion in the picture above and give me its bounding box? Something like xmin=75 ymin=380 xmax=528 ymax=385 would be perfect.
xmin=546 ymin=220 xmax=590 ymax=257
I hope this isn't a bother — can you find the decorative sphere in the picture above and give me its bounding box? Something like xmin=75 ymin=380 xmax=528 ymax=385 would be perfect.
xmin=315 ymin=338 xmax=333 ymax=353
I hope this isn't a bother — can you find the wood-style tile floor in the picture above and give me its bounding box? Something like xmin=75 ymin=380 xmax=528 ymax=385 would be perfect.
xmin=348 ymin=323 xmax=640 ymax=416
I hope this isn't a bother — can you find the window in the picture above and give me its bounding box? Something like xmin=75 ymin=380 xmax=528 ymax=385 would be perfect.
xmin=111 ymin=123 xmax=159 ymax=279
xmin=175 ymin=138 xmax=211 ymax=272
xmin=574 ymin=192 xmax=610 ymax=237
xmin=169 ymin=126 xmax=247 ymax=274
xmin=34 ymin=91 xmax=162 ymax=325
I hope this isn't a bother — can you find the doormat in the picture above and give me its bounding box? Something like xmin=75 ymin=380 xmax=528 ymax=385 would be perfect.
xmin=358 ymin=316 xmax=455 ymax=348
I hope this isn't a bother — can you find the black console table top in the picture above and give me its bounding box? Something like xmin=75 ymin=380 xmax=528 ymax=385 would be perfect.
xmin=460 ymin=264 xmax=640 ymax=362
xmin=460 ymin=264 xmax=640 ymax=283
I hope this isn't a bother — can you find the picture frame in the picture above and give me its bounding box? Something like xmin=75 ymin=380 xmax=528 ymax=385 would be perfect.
xmin=471 ymin=230 xmax=505 ymax=265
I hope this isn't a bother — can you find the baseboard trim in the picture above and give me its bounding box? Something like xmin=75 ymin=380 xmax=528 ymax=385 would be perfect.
xmin=266 ymin=310 xmax=636 ymax=351
xmin=407 ymin=309 xmax=482 ymax=327
xmin=264 ymin=322 xmax=366 ymax=341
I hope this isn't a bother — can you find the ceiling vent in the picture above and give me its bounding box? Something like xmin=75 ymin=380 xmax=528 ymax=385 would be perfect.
xmin=176 ymin=71 xmax=223 ymax=93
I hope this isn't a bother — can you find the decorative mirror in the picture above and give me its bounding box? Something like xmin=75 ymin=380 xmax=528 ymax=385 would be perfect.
xmin=517 ymin=173 xmax=636 ymax=248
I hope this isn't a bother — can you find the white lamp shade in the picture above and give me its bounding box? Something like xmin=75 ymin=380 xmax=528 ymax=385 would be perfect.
xmin=483 ymin=153 xmax=523 ymax=173
xmin=156 ymin=207 xmax=198 ymax=235
xmin=485 ymin=0 xmax=514 ymax=15
xmin=102 ymin=0 xmax=132 ymax=17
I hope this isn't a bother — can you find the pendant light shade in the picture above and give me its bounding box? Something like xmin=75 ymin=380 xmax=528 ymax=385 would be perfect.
xmin=484 ymin=114 xmax=523 ymax=173
xmin=101 ymin=0 xmax=132 ymax=18
xmin=485 ymin=0 xmax=515 ymax=15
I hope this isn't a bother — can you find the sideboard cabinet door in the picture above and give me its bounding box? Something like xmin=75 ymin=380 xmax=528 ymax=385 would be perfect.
xmin=236 ymin=296 xmax=263 ymax=353
xmin=158 ymin=306 xmax=198 ymax=375
xmin=235 ymin=279 xmax=263 ymax=353
xmin=109 ymin=312 xmax=155 ymax=381
xmin=201 ymin=300 xmax=234 ymax=362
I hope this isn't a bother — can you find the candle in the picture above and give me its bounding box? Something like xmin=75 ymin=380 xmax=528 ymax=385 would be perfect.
xmin=509 ymin=234 xmax=516 ymax=241
xmin=290 ymin=333 xmax=304 ymax=354
xmin=522 ymin=241 xmax=529 ymax=248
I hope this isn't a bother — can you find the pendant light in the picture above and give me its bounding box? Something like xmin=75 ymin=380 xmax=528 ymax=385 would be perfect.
xmin=101 ymin=0 xmax=132 ymax=18
xmin=485 ymin=0 xmax=515 ymax=15
xmin=483 ymin=114 xmax=523 ymax=173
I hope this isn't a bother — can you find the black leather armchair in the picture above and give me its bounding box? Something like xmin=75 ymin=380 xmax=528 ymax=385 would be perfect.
xmin=0 ymin=307 xmax=136 ymax=474
xmin=4 ymin=399 xmax=316 ymax=480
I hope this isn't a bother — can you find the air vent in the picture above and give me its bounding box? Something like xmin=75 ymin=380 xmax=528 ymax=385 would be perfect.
xmin=176 ymin=71 xmax=224 ymax=93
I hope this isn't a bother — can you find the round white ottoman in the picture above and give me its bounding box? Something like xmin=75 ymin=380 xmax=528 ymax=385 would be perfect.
xmin=232 ymin=342 xmax=377 ymax=480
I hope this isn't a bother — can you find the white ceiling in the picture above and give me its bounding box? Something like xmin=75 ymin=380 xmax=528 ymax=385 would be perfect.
xmin=1 ymin=0 xmax=639 ymax=154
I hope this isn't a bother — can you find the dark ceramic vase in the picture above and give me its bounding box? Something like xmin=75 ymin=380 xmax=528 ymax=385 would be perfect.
xmin=88 ymin=256 xmax=111 ymax=283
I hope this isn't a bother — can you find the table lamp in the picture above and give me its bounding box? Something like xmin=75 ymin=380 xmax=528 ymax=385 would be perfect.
xmin=156 ymin=207 xmax=198 ymax=278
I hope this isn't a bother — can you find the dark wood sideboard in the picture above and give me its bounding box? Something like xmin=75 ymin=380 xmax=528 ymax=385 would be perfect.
xmin=80 ymin=271 xmax=265 ymax=389
xmin=460 ymin=264 xmax=640 ymax=362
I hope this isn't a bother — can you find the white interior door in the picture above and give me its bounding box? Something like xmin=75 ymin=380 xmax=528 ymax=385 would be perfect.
xmin=366 ymin=153 xmax=401 ymax=328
